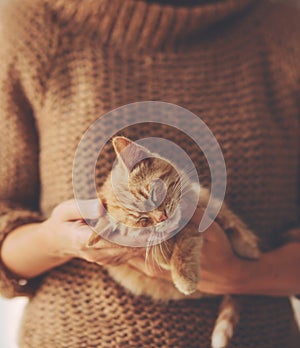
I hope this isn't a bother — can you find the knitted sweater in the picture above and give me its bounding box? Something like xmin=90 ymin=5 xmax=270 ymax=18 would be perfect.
xmin=0 ymin=0 xmax=299 ymax=347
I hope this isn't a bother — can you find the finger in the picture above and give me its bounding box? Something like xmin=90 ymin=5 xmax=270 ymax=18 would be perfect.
xmin=77 ymin=199 xmax=105 ymax=219
xmin=72 ymin=224 xmax=95 ymax=245
xmin=86 ymin=236 xmax=123 ymax=249
xmin=53 ymin=199 xmax=103 ymax=222
xmin=52 ymin=200 xmax=83 ymax=221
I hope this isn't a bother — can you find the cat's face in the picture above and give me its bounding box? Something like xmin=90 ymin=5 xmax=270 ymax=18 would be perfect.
xmin=106 ymin=137 xmax=182 ymax=236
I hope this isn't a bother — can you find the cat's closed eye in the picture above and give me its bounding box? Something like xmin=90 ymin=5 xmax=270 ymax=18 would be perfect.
xmin=137 ymin=216 xmax=153 ymax=227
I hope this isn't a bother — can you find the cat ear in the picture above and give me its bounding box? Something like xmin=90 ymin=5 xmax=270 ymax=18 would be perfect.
xmin=112 ymin=136 xmax=150 ymax=171
xmin=112 ymin=136 xmax=132 ymax=154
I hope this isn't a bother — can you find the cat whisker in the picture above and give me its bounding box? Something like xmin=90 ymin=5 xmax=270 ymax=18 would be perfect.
xmin=175 ymin=162 xmax=194 ymax=174
xmin=172 ymin=176 xmax=194 ymax=193
xmin=145 ymin=244 xmax=150 ymax=264
xmin=177 ymin=176 xmax=196 ymax=189
xmin=145 ymin=229 xmax=160 ymax=266
xmin=145 ymin=242 xmax=159 ymax=268
xmin=162 ymin=239 xmax=171 ymax=255
xmin=182 ymin=165 xmax=198 ymax=176
xmin=158 ymin=240 xmax=168 ymax=265
xmin=153 ymin=245 xmax=163 ymax=272
xmin=179 ymin=187 xmax=196 ymax=195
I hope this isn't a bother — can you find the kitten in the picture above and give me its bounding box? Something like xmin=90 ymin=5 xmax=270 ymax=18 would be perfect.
xmin=88 ymin=136 xmax=261 ymax=348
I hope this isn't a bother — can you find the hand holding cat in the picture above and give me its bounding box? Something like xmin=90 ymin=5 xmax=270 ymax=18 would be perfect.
xmin=1 ymin=199 xmax=146 ymax=279
xmin=42 ymin=199 xmax=144 ymax=266
xmin=3 ymin=198 xmax=300 ymax=298
xmin=31 ymin=199 xmax=264 ymax=297
xmin=40 ymin=200 xmax=255 ymax=296
xmin=127 ymin=207 xmax=247 ymax=294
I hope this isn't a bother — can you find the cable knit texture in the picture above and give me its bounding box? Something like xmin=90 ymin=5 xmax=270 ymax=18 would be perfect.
xmin=0 ymin=0 xmax=299 ymax=347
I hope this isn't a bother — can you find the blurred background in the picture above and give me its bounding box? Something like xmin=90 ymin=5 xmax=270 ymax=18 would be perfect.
xmin=0 ymin=298 xmax=27 ymax=348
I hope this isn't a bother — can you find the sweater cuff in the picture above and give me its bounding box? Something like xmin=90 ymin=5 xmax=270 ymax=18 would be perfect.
xmin=0 ymin=207 xmax=44 ymax=298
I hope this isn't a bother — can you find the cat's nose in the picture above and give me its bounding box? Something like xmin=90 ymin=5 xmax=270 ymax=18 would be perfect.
xmin=151 ymin=209 xmax=168 ymax=223
xmin=158 ymin=210 xmax=168 ymax=222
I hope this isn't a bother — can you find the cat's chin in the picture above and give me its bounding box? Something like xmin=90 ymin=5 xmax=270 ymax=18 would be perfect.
xmin=154 ymin=223 xmax=179 ymax=239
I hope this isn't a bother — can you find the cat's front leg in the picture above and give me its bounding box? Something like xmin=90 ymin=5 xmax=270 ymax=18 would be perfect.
xmin=170 ymin=223 xmax=203 ymax=295
xmin=196 ymin=186 xmax=260 ymax=260
xmin=215 ymin=203 xmax=260 ymax=260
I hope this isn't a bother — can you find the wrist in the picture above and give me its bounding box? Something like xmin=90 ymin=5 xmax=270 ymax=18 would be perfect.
xmin=227 ymin=256 xmax=278 ymax=295
xmin=39 ymin=220 xmax=74 ymax=261
xmin=1 ymin=222 xmax=73 ymax=279
xmin=236 ymin=244 xmax=300 ymax=296
xmin=229 ymin=258 xmax=258 ymax=294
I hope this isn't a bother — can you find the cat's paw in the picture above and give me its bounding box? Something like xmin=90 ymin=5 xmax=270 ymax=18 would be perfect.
xmin=229 ymin=228 xmax=261 ymax=260
xmin=173 ymin=272 xmax=199 ymax=295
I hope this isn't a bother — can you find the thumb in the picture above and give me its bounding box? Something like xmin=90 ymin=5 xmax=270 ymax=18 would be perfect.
xmin=72 ymin=223 xmax=95 ymax=246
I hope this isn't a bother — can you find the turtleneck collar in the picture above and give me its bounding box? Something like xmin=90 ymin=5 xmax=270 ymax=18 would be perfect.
xmin=50 ymin=0 xmax=258 ymax=51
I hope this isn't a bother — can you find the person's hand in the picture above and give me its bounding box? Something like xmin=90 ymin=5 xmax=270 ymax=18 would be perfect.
xmin=127 ymin=206 xmax=247 ymax=295
xmin=42 ymin=199 xmax=144 ymax=266
xmin=190 ymin=206 xmax=246 ymax=294
xmin=1 ymin=199 xmax=146 ymax=279
xmin=197 ymin=224 xmax=247 ymax=294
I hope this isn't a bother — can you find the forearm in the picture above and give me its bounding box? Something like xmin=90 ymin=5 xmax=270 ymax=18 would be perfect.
xmin=198 ymin=242 xmax=300 ymax=296
xmin=0 ymin=200 xmax=113 ymax=280
xmin=237 ymin=242 xmax=300 ymax=296
xmin=1 ymin=223 xmax=72 ymax=279
xmin=192 ymin=204 xmax=300 ymax=296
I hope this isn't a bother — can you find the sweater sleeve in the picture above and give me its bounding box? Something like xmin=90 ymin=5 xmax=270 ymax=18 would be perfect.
xmin=264 ymin=2 xmax=300 ymax=298
xmin=261 ymin=1 xmax=300 ymax=299
xmin=0 ymin=0 xmax=58 ymax=298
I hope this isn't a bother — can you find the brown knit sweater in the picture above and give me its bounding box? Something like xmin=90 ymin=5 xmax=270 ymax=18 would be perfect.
xmin=0 ymin=0 xmax=299 ymax=347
